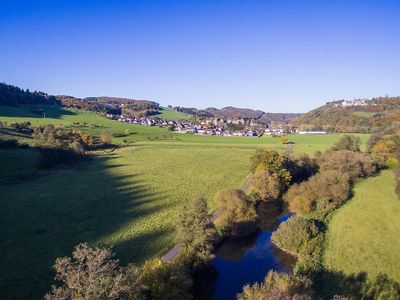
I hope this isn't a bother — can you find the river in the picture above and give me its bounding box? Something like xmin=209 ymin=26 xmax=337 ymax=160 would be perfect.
xmin=210 ymin=201 xmax=296 ymax=300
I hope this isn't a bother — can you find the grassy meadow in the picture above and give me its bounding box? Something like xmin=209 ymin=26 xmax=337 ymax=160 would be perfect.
xmin=324 ymin=170 xmax=400 ymax=283
xmin=0 ymin=105 xmax=370 ymax=299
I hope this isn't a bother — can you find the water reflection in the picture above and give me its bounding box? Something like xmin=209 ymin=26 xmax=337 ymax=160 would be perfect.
xmin=211 ymin=201 xmax=296 ymax=300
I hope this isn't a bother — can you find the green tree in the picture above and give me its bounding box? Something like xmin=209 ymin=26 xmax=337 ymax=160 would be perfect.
xmin=214 ymin=188 xmax=257 ymax=236
xmin=250 ymin=149 xmax=292 ymax=186
xmin=139 ymin=259 xmax=192 ymax=300
xmin=175 ymin=194 xmax=215 ymax=263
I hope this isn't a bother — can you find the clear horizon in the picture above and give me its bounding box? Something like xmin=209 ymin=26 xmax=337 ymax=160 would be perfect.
xmin=1 ymin=0 xmax=400 ymax=113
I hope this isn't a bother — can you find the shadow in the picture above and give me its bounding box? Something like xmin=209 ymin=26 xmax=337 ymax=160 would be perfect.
xmin=0 ymin=104 xmax=76 ymax=119
xmin=0 ymin=147 xmax=178 ymax=300
xmin=313 ymin=269 xmax=400 ymax=299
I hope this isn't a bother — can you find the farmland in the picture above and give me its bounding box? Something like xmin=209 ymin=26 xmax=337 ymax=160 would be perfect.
xmin=324 ymin=170 xmax=400 ymax=283
xmin=0 ymin=105 xmax=369 ymax=299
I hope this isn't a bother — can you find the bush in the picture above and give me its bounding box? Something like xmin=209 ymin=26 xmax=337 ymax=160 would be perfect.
xmin=214 ymin=188 xmax=257 ymax=236
xmin=371 ymin=135 xmax=400 ymax=168
xmin=238 ymin=271 xmax=313 ymax=300
xmin=100 ymin=132 xmax=112 ymax=145
xmin=286 ymin=171 xmax=351 ymax=216
xmin=318 ymin=150 xmax=376 ymax=181
xmin=271 ymin=217 xmax=320 ymax=257
xmin=331 ymin=135 xmax=361 ymax=152
xmin=247 ymin=170 xmax=283 ymax=201
xmin=45 ymin=243 xmax=142 ymax=300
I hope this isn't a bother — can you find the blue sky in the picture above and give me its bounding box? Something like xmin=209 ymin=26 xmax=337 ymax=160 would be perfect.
xmin=1 ymin=0 xmax=399 ymax=112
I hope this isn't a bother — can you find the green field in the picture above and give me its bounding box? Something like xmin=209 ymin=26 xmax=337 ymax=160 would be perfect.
xmin=154 ymin=107 xmax=191 ymax=120
xmin=324 ymin=170 xmax=400 ymax=283
xmin=0 ymin=105 xmax=370 ymax=299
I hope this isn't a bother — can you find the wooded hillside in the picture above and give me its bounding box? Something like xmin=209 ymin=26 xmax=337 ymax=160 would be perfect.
xmin=291 ymin=97 xmax=400 ymax=133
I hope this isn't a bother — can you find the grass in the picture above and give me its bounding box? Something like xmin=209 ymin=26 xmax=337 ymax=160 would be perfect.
xmin=0 ymin=104 xmax=370 ymax=299
xmin=324 ymin=170 xmax=400 ymax=282
xmin=153 ymin=107 xmax=191 ymax=120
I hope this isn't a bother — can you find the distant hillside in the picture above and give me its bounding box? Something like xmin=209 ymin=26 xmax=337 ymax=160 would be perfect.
xmin=292 ymin=97 xmax=400 ymax=133
xmin=0 ymin=82 xmax=58 ymax=106
xmin=57 ymin=95 xmax=159 ymax=116
xmin=174 ymin=106 xmax=300 ymax=124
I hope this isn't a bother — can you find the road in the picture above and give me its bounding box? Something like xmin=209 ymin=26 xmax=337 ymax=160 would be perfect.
xmin=161 ymin=180 xmax=251 ymax=263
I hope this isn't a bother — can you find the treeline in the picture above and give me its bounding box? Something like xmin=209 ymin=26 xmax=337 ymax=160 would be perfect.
xmin=0 ymin=82 xmax=59 ymax=106
xmin=0 ymin=121 xmax=115 ymax=168
xmin=58 ymin=95 xmax=159 ymax=116
xmin=292 ymin=96 xmax=400 ymax=133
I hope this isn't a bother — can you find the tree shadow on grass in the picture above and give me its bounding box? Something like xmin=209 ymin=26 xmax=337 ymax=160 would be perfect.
xmin=313 ymin=269 xmax=400 ymax=299
xmin=0 ymin=151 xmax=178 ymax=300
xmin=0 ymin=104 xmax=76 ymax=119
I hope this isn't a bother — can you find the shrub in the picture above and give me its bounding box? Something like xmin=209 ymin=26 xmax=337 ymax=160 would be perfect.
xmin=371 ymin=135 xmax=400 ymax=168
xmin=247 ymin=170 xmax=283 ymax=201
xmin=10 ymin=121 xmax=31 ymax=133
xmin=100 ymin=132 xmax=112 ymax=145
xmin=271 ymin=217 xmax=320 ymax=257
xmin=238 ymin=271 xmax=313 ymax=300
xmin=331 ymin=135 xmax=361 ymax=152
xmin=45 ymin=243 xmax=142 ymax=300
xmin=214 ymin=188 xmax=257 ymax=236
xmin=318 ymin=150 xmax=376 ymax=181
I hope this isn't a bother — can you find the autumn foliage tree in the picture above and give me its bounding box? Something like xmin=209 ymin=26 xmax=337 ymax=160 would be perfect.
xmin=214 ymin=188 xmax=257 ymax=236
xmin=250 ymin=149 xmax=292 ymax=186
xmin=45 ymin=243 xmax=142 ymax=300
xmin=247 ymin=170 xmax=283 ymax=201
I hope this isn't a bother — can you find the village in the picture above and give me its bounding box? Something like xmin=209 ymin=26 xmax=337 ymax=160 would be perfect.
xmin=105 ymin=113 xmax=326 ymax=137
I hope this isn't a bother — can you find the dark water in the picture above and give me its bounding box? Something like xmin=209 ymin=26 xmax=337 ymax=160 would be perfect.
xmin=211 ymin=203 xmax=296 ymax=300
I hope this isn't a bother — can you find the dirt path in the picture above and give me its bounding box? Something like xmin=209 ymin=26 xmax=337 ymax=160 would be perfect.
xmin=161 ymin=180 xmax=251 ymax=263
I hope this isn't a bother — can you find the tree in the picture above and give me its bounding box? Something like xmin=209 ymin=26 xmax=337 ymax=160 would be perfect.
xmin=318 ymin=150 xmax=376 ymax=180
xmin=45 ymin=243 xmax=142 ymax=300
xmin=285 ymin=170 xmax=351 ymax=216
xmin=238 ymin=271 xmax=313 ymax=300
xmin=214 ymin=188 xmax=257 ymax=236
xmin=280 ymin=135 xmax=289 ymax=144
xmin=250 ymin=149 xmax=292 ymax=186
xmin=271 ymin=217 xmax=320 ymax=257
xmin=247 ymin=170 xmax=283 ymax=201
xmin=139 ymin=259 xmax=192 ymax=300
xmin=100 ymin=132 xmax=112 ymax=145
xmin=331 ymin=135 xmax=361 ymax=152
xmin=175 ymin=194 xmax=215 ymax=263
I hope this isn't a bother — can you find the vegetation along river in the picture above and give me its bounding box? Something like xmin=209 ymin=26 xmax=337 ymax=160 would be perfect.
xmin=211 ymin=202 xmax=296 ymax=300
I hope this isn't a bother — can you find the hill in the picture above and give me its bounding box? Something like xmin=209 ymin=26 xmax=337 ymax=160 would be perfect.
xmin=0 ymin=82 xmax=58 ymax=106
xmin=174 ymin=106 xmax=301 ymax=124
xmin=291 ymin=97 xmax=400 ymax=133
